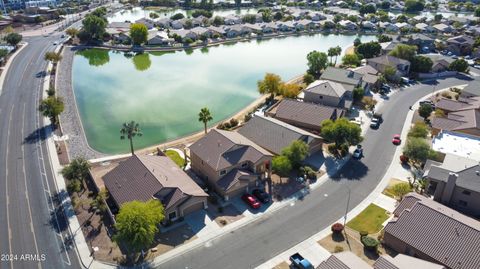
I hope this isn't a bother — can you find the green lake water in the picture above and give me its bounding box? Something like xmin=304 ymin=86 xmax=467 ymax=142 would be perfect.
xmin=73 ymin=34 xmax=376 ymax=154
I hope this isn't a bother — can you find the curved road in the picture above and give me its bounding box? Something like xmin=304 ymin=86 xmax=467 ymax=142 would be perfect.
xmin=155 ymin=76 xmax=471 ymax=269
xmin=0 ymin=35 xmax=82 ymax=268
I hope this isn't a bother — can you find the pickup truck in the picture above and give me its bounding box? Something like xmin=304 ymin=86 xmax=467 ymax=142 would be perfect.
xmin=290 ymin=253 xmax=313 ymax=269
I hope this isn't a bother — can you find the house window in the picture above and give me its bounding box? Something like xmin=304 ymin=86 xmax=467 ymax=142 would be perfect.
xmin=462 ymin=190 xmax=471 ymax=195
xmin=459 ymin=200 xmax=468 ymax=207
xmin=220 ymin=170 xmax=226 ymax=175
xmin=241 ymin=162 xmax=248 ymax=168
xmin=168 ymin=211 xmax=177 ymax=220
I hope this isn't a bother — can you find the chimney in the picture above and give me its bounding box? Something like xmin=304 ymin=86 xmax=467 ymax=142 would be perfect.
xmin=441 ymin=172 xmax=458 ymax=205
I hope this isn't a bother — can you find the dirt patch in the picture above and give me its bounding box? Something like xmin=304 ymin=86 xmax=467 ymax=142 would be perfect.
xmin=207 ymin=204 xmax=244 ymax=226
xmin=273 ymin=261 xmax=291 ymax=269
xmin=270 ymin=173 xmax=307 ymax=201
xmin=56 ymin=141 xmax=70 ymax=165
xmin=318 ymin=227 xmax=397 ymax=265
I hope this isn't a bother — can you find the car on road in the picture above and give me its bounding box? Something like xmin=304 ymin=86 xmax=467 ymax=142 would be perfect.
xmin=61 ymin=34 xmax=65 ymax=38
xmin=242 ymin=194 xmax=261 ymax=209
xmin=252 ymin=189 xmax=270 ymax=203
xmin=370 ymin=117 xmax=380 ymax=129
xmin=392 ymin=134 xmax=401 ymax=145
xmin=53 ymin=41 xmax=58 ymax=45
xmin=290 ymin=253 xmax=313 ymax=269
xmin=353 ymin=147 xmax=363 ymax=159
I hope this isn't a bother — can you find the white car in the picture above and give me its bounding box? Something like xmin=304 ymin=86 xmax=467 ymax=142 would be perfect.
xmin=53 ymin=41 xmax=58 ymax=45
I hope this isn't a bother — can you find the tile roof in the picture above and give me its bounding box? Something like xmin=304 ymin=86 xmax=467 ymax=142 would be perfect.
xmin=216 ymin=169 xmax=254 ymax=191
xmin=189 ymin=129 xmax=272 ymax=172
xmin=447 ymin=35 xmax=475 ymax=45
xmin=374 ymin=254 xmax=446 ymax=269
xmin=435 ymin=97 xmax=478 ymax=112
xmin=273 ymin=99 xmax=342 ymax=130
xmin=462 ymin=80 xmax=480 ymax=97
xmin=385 ymin=193 xmax=480 ymax=269
xmin=318 ymin=252 xmax=372 ymax=269
xmin=304 ymin=80 xmax=347 ymax=98
xmin=320 ymin=67 xmax=363 ymax=86
xmin=432 ymin=109 xmax=480 ymax=132
xmin=103 ymin=155 xmax=207 ymax=208
xmin=238 ymin=115 xmax=320 ymax=155
xmin=367 ymin=55 xmax=410 ymax=66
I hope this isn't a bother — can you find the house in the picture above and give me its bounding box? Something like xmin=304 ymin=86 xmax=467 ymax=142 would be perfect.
xmin=156 ymin=18 xmax=172 ymax=29
xmin=318 ymin=252 xmax=445 ymax=269
xmin=260 ymin=22 xmax=277 ymax=33
xmin=415 ymin=22 xmax=436 ymax=33
xmin=238 ymin=115 xmax=322 ymax=156
xmin=207 ymin=25 xmax=226 ymax=36
xmin=433 ymin=23 xmax=453 ymax=34
xmin=278 ymin=21 xmax=295 ymax=32
xmin=362 ymin=21 xmax=377 ymax=30
xmin=395 ymin=22 xmax=412 ymax=31
xmin=170 ymin=20 xmax=184 ymax=30
xmin=423 ymin=153 xmax=480 ymax=216
xmin=303 ymin=80 xmax=352 ymax=109
xmin=431 ymin=105 xmax=480 ymax=137
xmin=102 ymin=154 xmax=208 ymax=221
xmin=351 ymin=65 xmax=380 ymax=90
xmin=406 ymin=33 xmax=435 ymax=52
xmin=171 ymin=29 xmax=197 ymax=41
xmin=461 ymin=80 xmax=480 ymax=99
xmin=367 ymin=55 xmax=410 ymax=77
xmin=320 ymin=67 xmax=363 ymax=91
xmin=338 ymin=20 xmax=357 ymax=31
xmin=446 ymin=35 xmax=475 ymax=56
xmin=380 ymin=41 xmax=400 ymax=54
xmin=424 ymin=54 xmax=454 ymax=72
xmin=147 ymin=30 xmax=174 ymax=46
xmin=383 ymin=192 xmax=480 ymax=269
xmin=135 ymin=18 xmax=155 ymax=30
xmin=379 ymin=22 xmax=399 ymax=32
xmin=190 ymin=26 xmax=211 ymax=38
xmin=296 ymin=19 xmax=316 ymax=30
xmin=224 ymin=24 xmax=250 ymax=38
xmin=243 ymin=23 xmax=263 ymax=34
xmin=266 ymin=98 xmax=344 ymax=131
xmin=189 ymin=129 xmax=272 ymax=200
xmin=224 ymin=14 xmax=242 ymax=25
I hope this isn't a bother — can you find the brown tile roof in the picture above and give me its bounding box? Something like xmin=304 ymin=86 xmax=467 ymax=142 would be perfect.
xmin=103 ymin=155 xmax=207 ymax=208
xmin=384 ymin=193 xmax=480 ymax=269
xmin=273 ymin=99 xmax=342 ymax=130
xmin=304 ymin=80 xmax=347 ymax=98
xmin=216 ymin=169 xmax=254 ymax=191
xmin=367 ymin=55 xmax=410 ymax=66
xmin=374 ymin=255 xmax=446 ymax=269
xmin=435 ymin=97 xmax=479 ymax=112
xmin=317 ymin=252 xmax=372 ymax=269
xmin=189 ymin=129 xmax=272 ymax=172
xmin=432 ymin=108 xmax=480 ymax=132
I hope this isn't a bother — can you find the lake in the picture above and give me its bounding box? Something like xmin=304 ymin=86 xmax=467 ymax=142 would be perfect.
xmin=73 ymin=34 xmax=376 ymax=154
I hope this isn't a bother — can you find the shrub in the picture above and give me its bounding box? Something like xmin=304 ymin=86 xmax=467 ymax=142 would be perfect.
xmin=67 ymin=180 xmax=82 ymax=193
xmin=360 ymin=230 xmax=368 ymax=237
xmin=229 ymin=118 xmax=239 ymax=128
xmin=303 ymin=73 xmax=314 ymax=85
xmin=327 ymin=144 xmax=337 ymax=155
xmin=219 ymin=219 xmax=227 ymax=226
xmin=331 ymin=223 xmax=344 ymax=233
xmin=361 ymin=236 xmax=379 ymax=250
xmin=441 ymin=92 xmax=450 ymax=98
xmin=334 ymin=246 xmax=344 ymax=253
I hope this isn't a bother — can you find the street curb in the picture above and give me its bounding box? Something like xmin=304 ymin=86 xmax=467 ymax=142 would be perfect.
xmin=0 ymin=42 xmax=28 ymax=95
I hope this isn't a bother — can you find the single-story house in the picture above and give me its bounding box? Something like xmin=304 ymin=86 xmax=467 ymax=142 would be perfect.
xmin=446 ymin=35 xmax=475 ymax=56
xmin=147 ymin=30 xmax=174 ymax=46
xmin=367 ymin=55 xmax=410 ymax=77
xmin=303 ymin=79 xmax=352 ymax=109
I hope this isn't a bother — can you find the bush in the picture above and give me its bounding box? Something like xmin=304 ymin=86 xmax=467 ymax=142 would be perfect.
xmin=334 ymin=246 xmax=344 ymax=253
xmin=361 ymin=236 xmax=379 ymax=250
xmin=331 ymin=223 xmax=344 ymax=233
xmin=360 ymin=230 xmax=368 ymax=237
xmin=303 ymin=73 xmax=314 ymax=85
xmin=67 ymin=180 xmax=82 ymax=193
xmin=229 ymin=118 xmax=239 ymax=128
xmin=327 ymin=144 xmax=337 ymax=155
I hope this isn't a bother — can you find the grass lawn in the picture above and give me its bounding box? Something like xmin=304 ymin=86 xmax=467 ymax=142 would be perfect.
xmin=382 ymin=178 xmax=407 ymax=199
xmin=346 ymin=203 xmax=389 ymax=234
xmin=165 ymin=150 xmax=184 ymax=168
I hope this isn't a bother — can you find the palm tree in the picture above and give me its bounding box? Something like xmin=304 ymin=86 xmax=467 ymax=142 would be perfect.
xmin=333 ymin=46 xmax=342 ymax=65
xmin=120 ymin=121 xmax=143 ymax=155
xmin=327 ymin=47 xmax=336 ymax=65
xmin=198 ymin=107 xmax=213 ymax=134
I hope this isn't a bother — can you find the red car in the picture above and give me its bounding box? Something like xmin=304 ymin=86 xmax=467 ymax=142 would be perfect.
xmin=242 ymin=194 xmax=261 ymax=209
xmin=392 ymin=134 xmax=401 ymax=145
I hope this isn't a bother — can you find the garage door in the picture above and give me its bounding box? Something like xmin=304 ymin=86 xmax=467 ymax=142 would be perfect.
xmin=183 ymin=202 xmax=204 ymax=216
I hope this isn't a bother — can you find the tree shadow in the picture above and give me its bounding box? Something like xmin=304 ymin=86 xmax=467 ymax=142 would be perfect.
xmin=331 ymin=159 xmax=369 ymax=181
xmin=332 ymin=232 xmax=345 ymax=242
xmin=23 ymin=125 xmax=50 ymax=144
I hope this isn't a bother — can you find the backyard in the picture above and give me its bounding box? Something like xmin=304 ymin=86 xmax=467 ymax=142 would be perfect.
xmin=165 ymin=149 xmax=185 ymax=168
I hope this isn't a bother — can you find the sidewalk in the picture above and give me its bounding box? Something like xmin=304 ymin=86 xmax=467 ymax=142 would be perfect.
xmin=255 ymin=85 xmax=466 ymax=269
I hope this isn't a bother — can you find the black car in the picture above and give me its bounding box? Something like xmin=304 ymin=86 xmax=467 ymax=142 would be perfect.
xmin=252 ymin=189 xmax=270 ymax=203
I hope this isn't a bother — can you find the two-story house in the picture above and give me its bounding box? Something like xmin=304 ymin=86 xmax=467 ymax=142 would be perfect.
xmin=189 ymin=129 xmax=272 ymax=200
xmin=367 ymin=55 xmax=410 ymax=77
xmin=320 ymin=67 xmax=364 ymax=91
xmin=303 ymin=80 xmax=352 ymax=110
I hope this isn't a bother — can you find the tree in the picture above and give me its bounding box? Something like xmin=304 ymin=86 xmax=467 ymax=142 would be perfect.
xmin=114 ymin=200 xmax=164 ymax=258
xmin=384 ymin=66 xmax=398 ymax=82
xmin=353 ymin=38 xmax=361 ymax=47
xmin=408 ymin=121 xmax=429 ymax=138
xmin=449 ymin=59 xmax=469 ymax=73
xmin=280 ymin=83 xmax=302 ymax=98
xmin=353 ymin=87 xmax=365 ymax=101
xmin=44 ymin=51 xmax=62 ymax=63
xmin=356 ymin=41 xmax=381 ymax=59
xmin=82 ymin=14 xmax=107 ymax=42
xmin=434 ymin=14 xmax=443 ymax=22
xmin=377 ymin=34 xmax=392 ymax=43
xmin=362 ymin=96 xmax=377 ymax=111
xmin=378 ymin=1 xmax=390 ymax=10
xmin=327 ymin=47 xmax=336 ymax=65
xmin=39 ymin=96 xmax=64 ymax=125
xmin=306 ymin=50 xmax=328 ymax=78
xmin=198 ymin=107 xmax=213 ymax=134
xmin=242 ymin=14 xmax=256 ymax=24
xmin=404 ymin=0 xmax=425 ymax=12
xmin=257 ymin=73 xmax=283 ymax=97
xmin=149 ymin=12 xmax=159 ymax=19
xmin=170 ymin=13 xmax=184 ymax=20
xmin=130 ymin=23 xmax=148 ymax=45
xmin=120 ymin=121 xmax=143 ymax=155
xmin=61 ymin=157 xmax=91 ymax=182
xmin=212 ymin=16 xmax=224 ymax=26
xmin=282 ymin=140 xmax=308 ymax=168
xmin=303 ymin=73 xmax=314 ymax=85
xmin=65 ymin=27 xmax=79 ymax=38
xmin=342 ymin=53 xmax=361 ymax=67
xmin=272 ymin=155 xmax=292 ymax=176
xmin=418 ymin=104 xmax=433 ymax=121
xmin=359 ymin=4 xmax=376 ymax=15
xmin=332 ymin=46 xmax=342 ymax=65
xmin=476 ymin=7 xmax=480 ymax=17
xmin=391 ymin=182 xmax=412 ymax=200
xmin=388 ymin=44 xmax=417 ymax=62
xmin=411 ymin=55 xmax=433 ymax=73
xmin=403 ymin=137 xmax=434 ymax=164
xmin=0 ymin=49 xmax=8 ymax=58
xmin=321 ymin=118 xmax=363 ymax=148
xmin=4 ymin=32 xmax=22 ymax=47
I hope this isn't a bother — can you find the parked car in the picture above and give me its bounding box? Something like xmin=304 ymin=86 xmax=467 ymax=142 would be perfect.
xmin=353 ymin=145 xmax=363 ymax=159
xmin=290 ymin=253 xmax=313 ymax=269
xmin=401 ymin=77 xmax=410 ymax=85
xmin=252 ymin=189 xmax=270 ymax=203
xmin=241 ymin=194 xmax=261 ymax=209
xmin=370 ymin=117 xmax=380 ymax=129
xmin=392 ymin=134 xmax=401 ymax=145
xmin=53 ymin=41 xmax=58 ymax=45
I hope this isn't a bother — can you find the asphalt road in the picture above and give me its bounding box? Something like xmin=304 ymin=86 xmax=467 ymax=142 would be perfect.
xmin=155 ymin=76 xmax=472 ymax=269
xmin=0 ymin=35 xmax=82 ymax=268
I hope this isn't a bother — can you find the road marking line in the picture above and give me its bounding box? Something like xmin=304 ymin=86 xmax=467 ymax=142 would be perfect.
xmin=5 ymin=104 xmax=14 ymax=269
xmin=21 ymin=103 xmax=43 ymax=269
